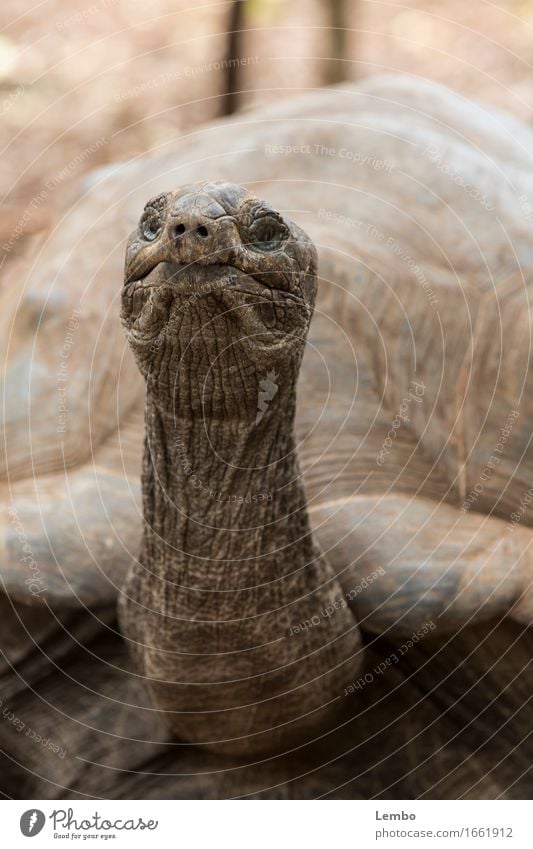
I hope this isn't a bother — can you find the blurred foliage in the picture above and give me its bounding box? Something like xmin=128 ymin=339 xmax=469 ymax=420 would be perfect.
xmin=246 ymin=0 xmax=285 ymax=23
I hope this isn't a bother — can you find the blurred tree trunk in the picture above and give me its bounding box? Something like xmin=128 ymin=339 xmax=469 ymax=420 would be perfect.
xmin=221 ymin=0 xmax=246 ymax=115
xmin=324 ymin=0 xmax=348 ymax=85
xmin=220 ymin=0 xmax=351 ymax=115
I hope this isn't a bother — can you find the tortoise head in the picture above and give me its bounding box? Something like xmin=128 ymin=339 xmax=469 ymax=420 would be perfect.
xmin=121 ymin=182 xmax=318 ymax=416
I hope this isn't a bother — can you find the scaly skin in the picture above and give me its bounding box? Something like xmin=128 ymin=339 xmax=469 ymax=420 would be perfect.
xmin=119 ymin=181 xmax=362 ymax=756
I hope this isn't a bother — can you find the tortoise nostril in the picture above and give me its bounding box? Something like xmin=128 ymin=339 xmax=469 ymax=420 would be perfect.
xmin=173 ymin=222 xmax=209 ymax=241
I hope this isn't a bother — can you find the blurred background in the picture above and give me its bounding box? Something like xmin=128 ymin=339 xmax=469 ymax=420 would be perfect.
xmin=1 ymin=0 xmax=533 ymax=260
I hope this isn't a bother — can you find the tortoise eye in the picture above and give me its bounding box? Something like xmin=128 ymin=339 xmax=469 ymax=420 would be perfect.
xmin=139 ymin=192 xmax=168 ymax=242
xmin=141 ymin=213 xmax=162 ymax=242
xmin=248 ymin=215 xmax=288 ymax=252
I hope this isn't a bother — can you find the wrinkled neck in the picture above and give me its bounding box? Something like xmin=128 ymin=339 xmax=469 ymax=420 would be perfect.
xmin=141 ymin=376 xmax=311 ymax=569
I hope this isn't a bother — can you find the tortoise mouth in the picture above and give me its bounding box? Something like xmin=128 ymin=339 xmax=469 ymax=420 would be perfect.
xmin=125 ymin=259 xmax=307 ymax=307
xmin=122 ymin=259 xmax=310 ymax=351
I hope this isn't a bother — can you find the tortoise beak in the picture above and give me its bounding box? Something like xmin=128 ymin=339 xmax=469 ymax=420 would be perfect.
xmin=124 ymin=231 xmax=170 ymax=284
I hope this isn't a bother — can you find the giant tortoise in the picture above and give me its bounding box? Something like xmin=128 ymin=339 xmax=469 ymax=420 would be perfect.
xmin=0 ymin=74 xmax=532 ymax=798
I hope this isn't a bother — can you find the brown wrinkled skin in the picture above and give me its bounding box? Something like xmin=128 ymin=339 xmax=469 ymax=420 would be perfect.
xmin=119 ymin=182 xmax=362 ymax=755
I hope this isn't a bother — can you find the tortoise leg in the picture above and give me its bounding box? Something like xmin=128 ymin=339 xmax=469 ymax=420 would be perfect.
xmin=311 ymin=494 xmax=532 ymax=635
xmin=0 ymin=409 xmax=143 ymax=610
